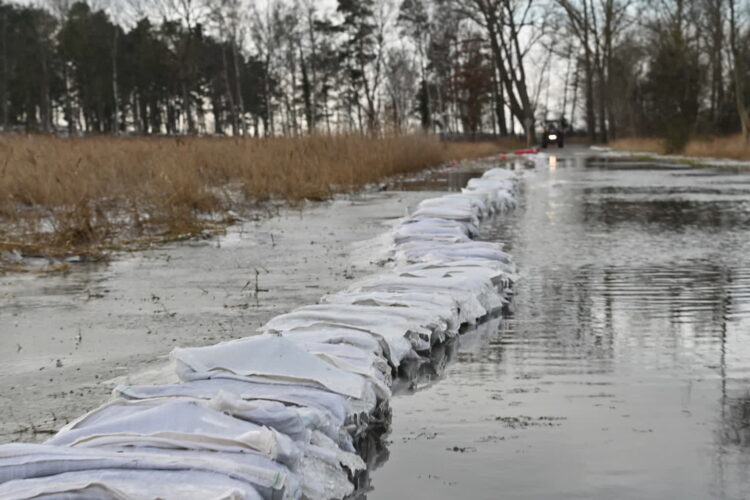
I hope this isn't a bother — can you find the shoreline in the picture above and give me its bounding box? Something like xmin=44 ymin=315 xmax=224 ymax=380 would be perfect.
xmin=0 ymin=188 xmax=442 ymax=445
xmin=0 ymin=159 xmax=521 ymax=498
xmin=592 ymin=145 xmax=750 ymax=169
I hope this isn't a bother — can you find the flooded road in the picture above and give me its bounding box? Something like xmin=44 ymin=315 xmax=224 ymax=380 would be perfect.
xmin=369 ymin=157 xmax=750 ymax=499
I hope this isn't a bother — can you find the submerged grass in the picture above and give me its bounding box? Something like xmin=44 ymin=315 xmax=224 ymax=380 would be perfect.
xmin=0 ymin=133 xmax=513 ymax=259
xmin=611 ymin=134 xmax=750 ymax=162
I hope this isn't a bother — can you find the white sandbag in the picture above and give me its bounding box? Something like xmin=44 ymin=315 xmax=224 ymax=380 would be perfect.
xmin=466 ymin=189 xmax=515 ymax=212
xmin=463 ymin=183 xmax=516 ymax=212
xmin=392 ymin=217 xmax=473 ymax=244
xmin=279 ymin=325 xmax=386 ymax=358
xmin=208 ymin=391 xmax=340 ymax=444
xmin=0 ymin=468 xmax=263 ymax=500
xmin=481 ymin=167 xmax=517 ymax=180
xmin=0 ymin=443 xmax=298 ymax=500
xmin=0 ymin=162 xmax=521 ymax=500
xmin=172 ymin=334 xmax=368 ymax=399
xmin=115 ymin=379 xmax=350 ymax=430
xmin=397 ymin=258 xmax=517 ymax=285
xmin=46 ymin=398 xmax=301 ymax=467
xmin=417 ymin=194 xmax=488 ymax=218
xmin=296 ymin=431 xmax=365 ymax=500
xmin=465 ymin=178 xmax=516 ymax=194
xmin=265 ymin=304 xmax=433 ymax=354
xmin=298 ymin=342 xmax=391 ymax=399
xmin=393 ymin=240 xmax=513 ymax=265
xmin=391 ymin=269 xmax=504 ymax=315
xmin=395 ymin=260 xmax=515 ymax=292
xmin=321 ymin=290 xmax=463 ymax=333
xmin=346 ymin=271 xmax=499 ymax=321
xmin=262 ymin=310 xmax=417 ymax=368
xmin=114 ymin=438 xmax=361 ymax=500
xmin=342 ymin=279 xmax=487 ymax=326
xmin=293 ymin=303 xmax=451 ymax=344
xmin=409 ymin=205 xmax=479 ymax=227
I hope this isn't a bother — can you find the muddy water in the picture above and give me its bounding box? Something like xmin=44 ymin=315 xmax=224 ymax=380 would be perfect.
xmin=368 ymin=158 xmax=750 ymax=499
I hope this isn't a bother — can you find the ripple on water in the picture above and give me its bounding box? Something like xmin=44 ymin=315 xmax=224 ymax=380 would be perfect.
xmin=368 ymin=159 xmax=750 ymax=500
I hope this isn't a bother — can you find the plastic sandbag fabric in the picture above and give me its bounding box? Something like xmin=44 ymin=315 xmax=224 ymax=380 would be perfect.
xmin=0 ymin=165 xmax=520 ymax=500
xmin=0 ymin=468 xmax=264 ymax=500
xmin=0 ymin=443 xmax=295 ymax=500
xmin=172 ymin=334 xmax=368 ymax=400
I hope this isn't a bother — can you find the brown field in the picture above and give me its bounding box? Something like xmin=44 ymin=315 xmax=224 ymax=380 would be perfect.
xmin=0 ymin=133 xmax=518 ymax=259
xmin=611 ymin=134 xmax=750 ymax=160
xmin=609 ymin=137 xmax=668 ymax=155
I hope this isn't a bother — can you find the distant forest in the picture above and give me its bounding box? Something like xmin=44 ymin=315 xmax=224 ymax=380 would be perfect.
xmin=2 ymin=0 xmax=750 ymax=149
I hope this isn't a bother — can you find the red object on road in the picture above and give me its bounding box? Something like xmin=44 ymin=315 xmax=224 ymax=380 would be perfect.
xmin=513 ymin=148 xmax=541 ymax=155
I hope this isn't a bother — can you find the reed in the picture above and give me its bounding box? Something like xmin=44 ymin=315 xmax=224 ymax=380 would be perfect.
xmin=609 ymin=137 xmax=667 ymax=155
xmin=611 ymin=134 xmax=750 ymax=161
xmin=682 ymin=134 xmax=750 ymax=161
xmin=0 ymin=133 xmax=511 ymax=257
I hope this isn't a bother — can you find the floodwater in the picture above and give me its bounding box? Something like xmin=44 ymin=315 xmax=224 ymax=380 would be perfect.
xmin=368 ymin=157 xmax=750 ymax=499
xmin=0 ymin=190 xmax=440 ymax=443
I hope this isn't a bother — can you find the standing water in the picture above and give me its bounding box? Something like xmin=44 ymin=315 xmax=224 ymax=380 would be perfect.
xmin=368 ymin=156 xmax=750 ymax=499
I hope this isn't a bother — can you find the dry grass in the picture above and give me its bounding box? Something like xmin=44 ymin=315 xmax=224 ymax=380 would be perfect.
xmin=683 ymin=134 xmax=750 ymax=160
xmin=0 ymin=133 xmax=510 ymax=258
xmin=610 ymin=137 xmax=668 ymax=155
xmin=611 ymin=134 xmax=750 ymax=160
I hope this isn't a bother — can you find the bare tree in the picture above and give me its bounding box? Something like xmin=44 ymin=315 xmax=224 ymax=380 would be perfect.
xmin=209 ymin=0 xmax=248 ymax=135
xmin=459 ymin=0 xmax=540 ymax=143
xmin=384 ymin=46 xmax=418 ymax=131
xmin=729 ymin=0 xmax=750 ymax=143
xmin=154 ymin=0 xmax=208 ymax=133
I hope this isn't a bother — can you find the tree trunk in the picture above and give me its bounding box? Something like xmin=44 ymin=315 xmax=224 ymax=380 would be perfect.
xmin=729 ymin=0 xmax=750 ymax=143
xmin=222 ymin=45 xmax=238 ymax=136
xmin=231 ymin=39 xmax=246 ymax=136
xmin=299 ymin=43 xmax=314 ymax=133
xmin=1 ymin=12 xmax=7 ymax=130
xmin=112 ymin=28 xmax=119 ymax=133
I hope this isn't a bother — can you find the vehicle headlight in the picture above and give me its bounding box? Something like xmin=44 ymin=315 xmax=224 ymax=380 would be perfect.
xmin=549 ymin=134 xmax=557 ymax=140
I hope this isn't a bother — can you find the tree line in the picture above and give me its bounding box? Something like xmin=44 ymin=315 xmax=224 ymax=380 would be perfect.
xmin=2 ymin=0 xmax=749 ymax=149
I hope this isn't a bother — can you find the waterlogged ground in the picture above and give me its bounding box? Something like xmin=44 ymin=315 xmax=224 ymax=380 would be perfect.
xmin=4 ymin=152 xmax=750 ymax=499
xmin=0 ymin=189 xmax=443 ymax=443
xmin=368 ymin=156 xmax=750 ymax=499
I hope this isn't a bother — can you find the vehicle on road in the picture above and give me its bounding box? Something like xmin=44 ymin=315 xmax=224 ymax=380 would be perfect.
xmin=541 ymin=119 xmax=565 ymax=148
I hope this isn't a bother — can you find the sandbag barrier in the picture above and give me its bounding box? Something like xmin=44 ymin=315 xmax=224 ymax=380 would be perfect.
xmin=0 ymin=166 xmax=520 ymax=500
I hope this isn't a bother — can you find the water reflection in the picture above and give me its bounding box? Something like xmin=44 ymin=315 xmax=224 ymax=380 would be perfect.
xmin=368 ymin=157 xmax=750 ymax=499
xmin=389 ymin=168 xmax=486 ymax=192
xmin=351 ymin=316 xmax=506 ymax=498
